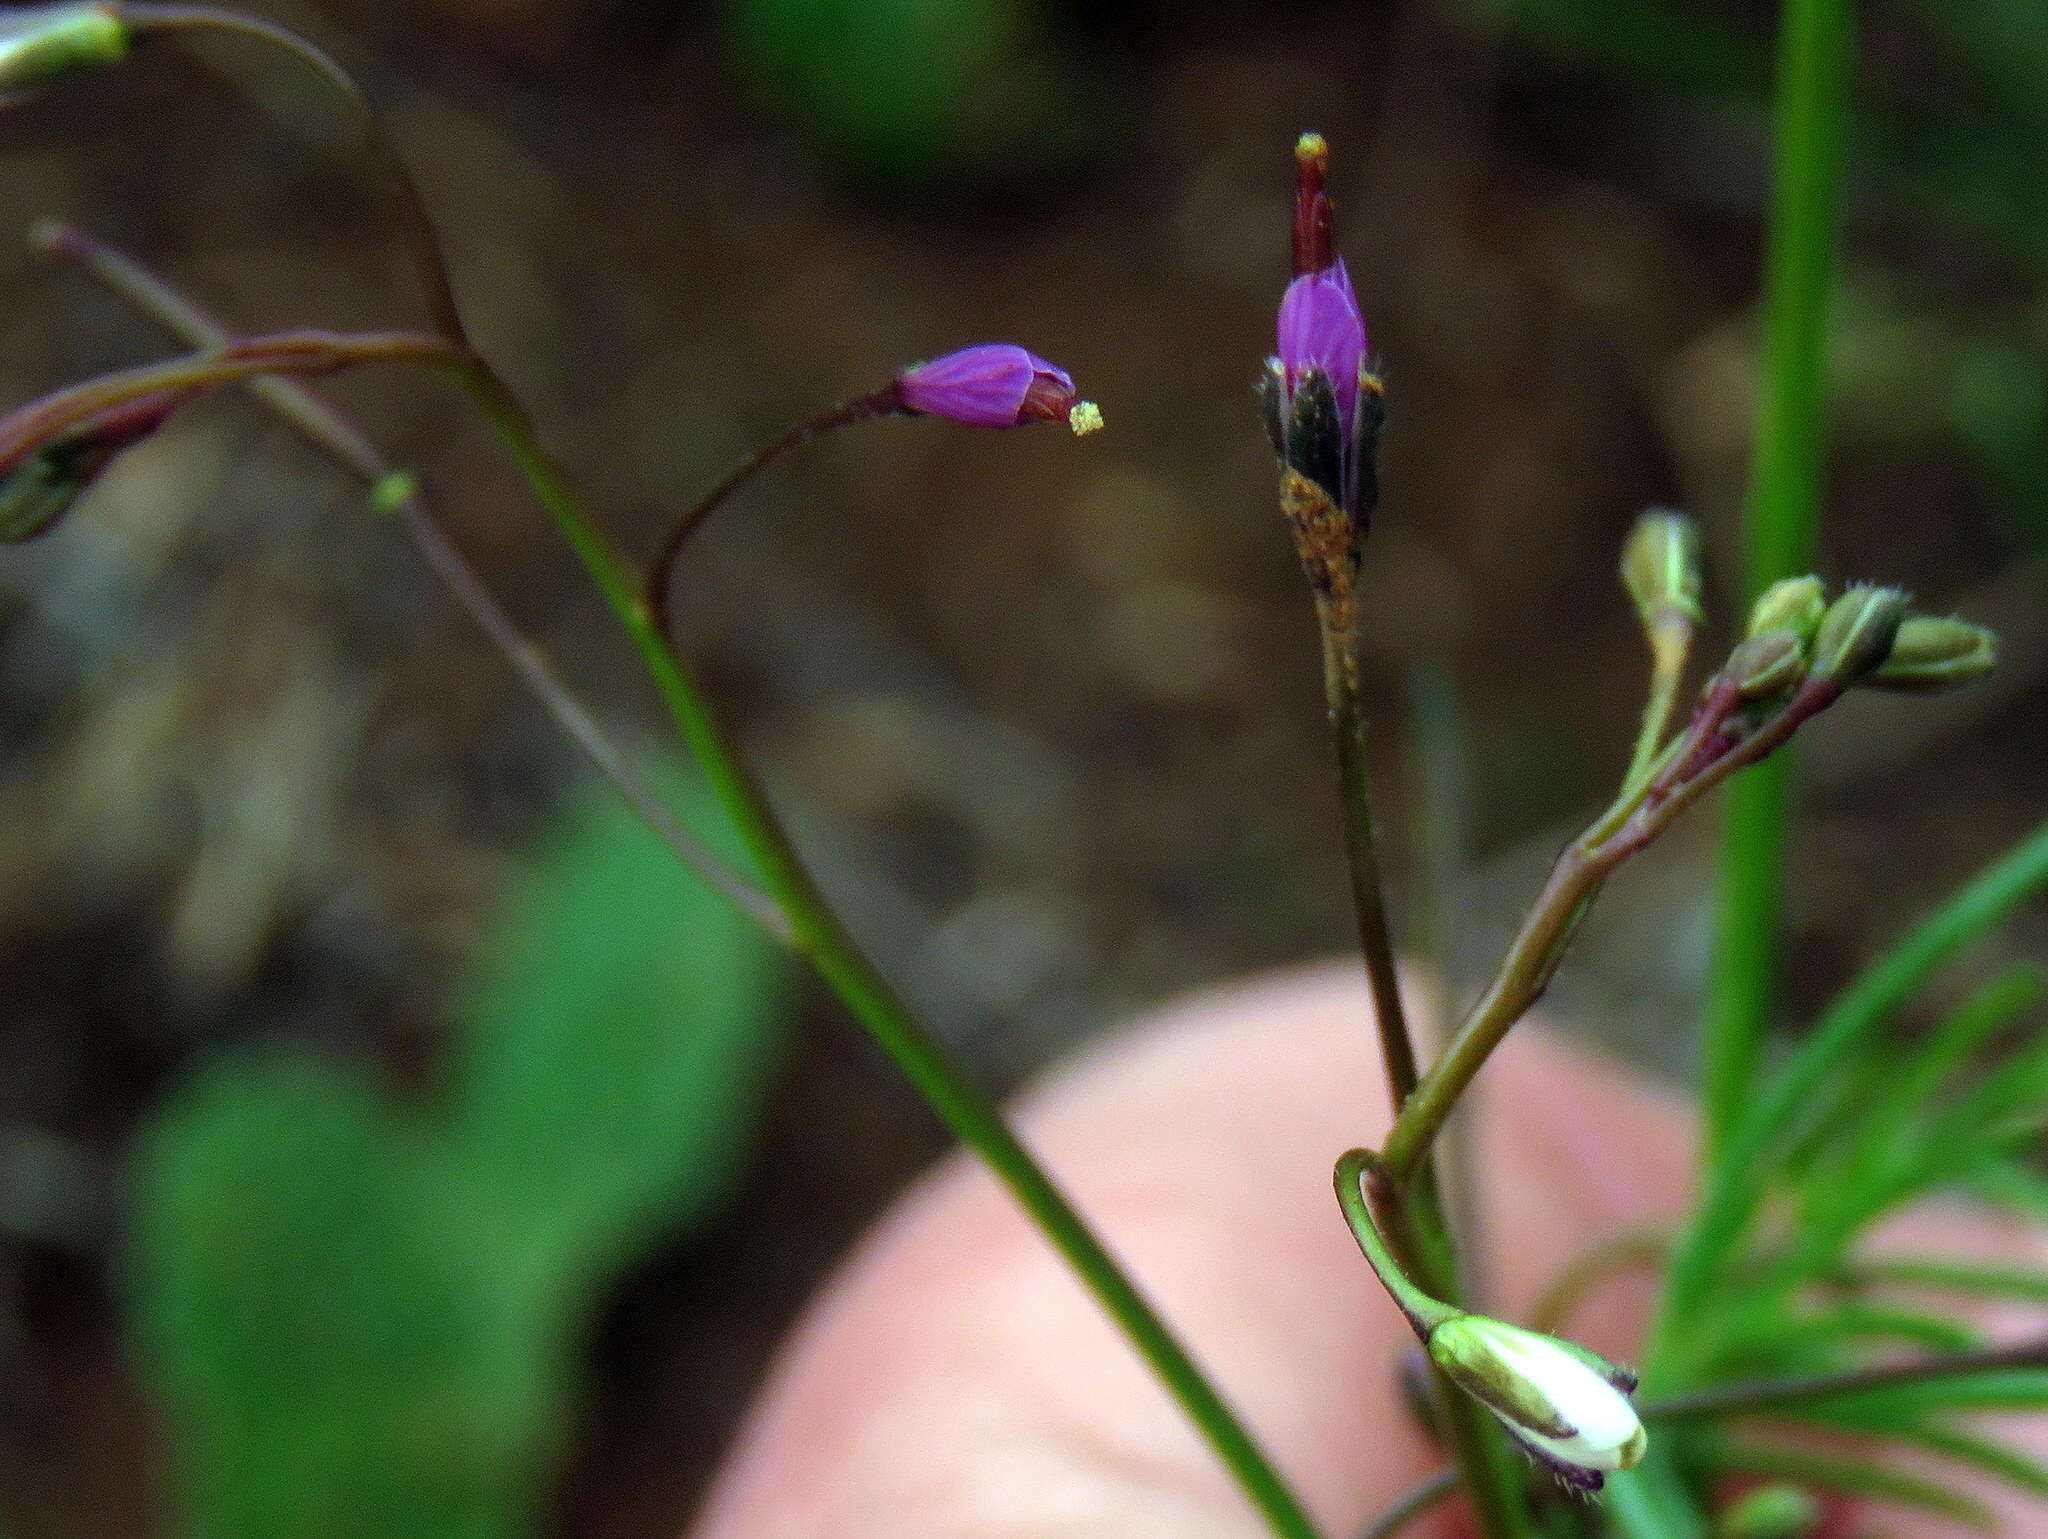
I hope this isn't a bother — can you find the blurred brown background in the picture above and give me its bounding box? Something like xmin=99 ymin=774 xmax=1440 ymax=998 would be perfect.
xmin=0 ymin=0 xmax=2043 ymax=1534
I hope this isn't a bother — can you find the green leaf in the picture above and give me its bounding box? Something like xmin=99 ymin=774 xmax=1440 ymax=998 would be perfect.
xmin=1785 ymin=1303 xmax=1980 ymax=1355
xmin=1823 ymin=1369 xmax=2048 ymax=1420
xmin=1715 ymin=1440 xmax=1994 ymax=1529
xmin=131 ymin=1059 xmax=557 ymax=1539
xmin=444 ymin=770 xmax=788 ymax=1277
xmin=1787 ymin=1415 xmax=2048 ymax=1501
xmin=1833 ymin=1255 xmax=2048 ymax=1306
xmin=1790 ymin=963 xmax=2039 ymax=1196
xmin=1658 ymin=818 xmax=2048 ymax=1354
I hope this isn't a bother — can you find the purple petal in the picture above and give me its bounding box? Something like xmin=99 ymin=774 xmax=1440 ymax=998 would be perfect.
xmin=898 ymin=344 xmax=1056 ymax=428
xmin=1276 ymin=258 xmax=1365 ymax=425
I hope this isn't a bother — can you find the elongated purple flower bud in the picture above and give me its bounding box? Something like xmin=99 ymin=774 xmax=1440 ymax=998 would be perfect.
xmin=896 ymin=344 xmax=1101 ymax=434
xmin=1259 ymin=133 xmax=1381 ymax=554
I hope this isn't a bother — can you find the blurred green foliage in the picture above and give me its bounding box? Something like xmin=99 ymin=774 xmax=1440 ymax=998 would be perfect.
xmin=1479 ymin=0 xmax=2048 ymax=547
xmin=131 ymin=775 xmax=788 ymax=1539
xmin=720 ymin=0 xmax=1111 ymax=184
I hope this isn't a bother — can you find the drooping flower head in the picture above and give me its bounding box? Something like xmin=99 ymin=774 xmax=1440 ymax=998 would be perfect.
xmin=1260 ymin=133 xmax=1380 ymax=553
xmin=896 ymin=344 xmax=1102 ymax=435
xmin=1427 ymin=1315 xmax=1648 ymax=1492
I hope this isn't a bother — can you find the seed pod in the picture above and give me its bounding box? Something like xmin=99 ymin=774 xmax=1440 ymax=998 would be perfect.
xmin=1865 ymin=614 xmax=1997 ymax=693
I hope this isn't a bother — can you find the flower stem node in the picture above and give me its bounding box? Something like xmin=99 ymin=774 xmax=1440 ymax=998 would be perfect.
xmin=1865 ymin=614 xmax=1997 ymax=693
xmin=1809 ymin=584 xmax=1910 ymax=685
xmin=1745 ymin=574 xmax=1826 ymax=646
xmin=1425 ymin=1315 xmax=1647 ymax=1492
xmin=1621 ymin=509 xmax=1703 ymax=628
xmin=0 ymin=2 xmax=126 ymax=94
xmin=1724 ymin=629 xmax=1808 ymax=702
xmin=894 ymin=344 xmax=1098 ymax=433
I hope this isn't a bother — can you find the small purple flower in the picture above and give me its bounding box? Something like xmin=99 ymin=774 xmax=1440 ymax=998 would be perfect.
xmin=1259 ymin=133 xmax=1380 ymax=532
xmin=1276 ymin=256 xmax=1366 ymax=430
xmin=896 ymin=344 xmax=1101 ymax=434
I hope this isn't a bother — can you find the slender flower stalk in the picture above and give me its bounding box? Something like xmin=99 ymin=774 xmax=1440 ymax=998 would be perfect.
xmin=0 ymin=319 xmax=1321 ymax=1539
xmin=1270 ymin=136 xmax=1525 ymax=1539
xmin=1259 ymin=134 xmax=1415 ymax=1114
xmin=4 ymin=41 xmax=1308 ymax=1519
xmin=1619 ymin=510 xmax=1703 ymax=790
xmin=643 ymin=343 xmax=1099 ymax=646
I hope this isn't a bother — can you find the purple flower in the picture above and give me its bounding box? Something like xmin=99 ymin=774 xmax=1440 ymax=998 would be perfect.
xmin=896 ymin=344 xmax=1101 ymax=434
xmin=1259 ymin=133 xmax=1380 ymax=532
xmin=1276 ymin=256 xmax=1366 ymax=430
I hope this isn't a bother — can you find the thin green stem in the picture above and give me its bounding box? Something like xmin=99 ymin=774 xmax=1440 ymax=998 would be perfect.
xmin=1704 ymin=0 xmax=1856 ymax=1156
xmin=1623 ymin=616 xmax=1692 ymax=793
xmin=1336 ymin=1155 xmax=1532 ymax=1539
xmin=643 ymin=390 xmax=902 ymax=645
xmin=1378 ymin=843 xmax=1604 ymax=1185
xmin=1332 ymin=1150 xmax=1456 ymax=1334
xmin=117 ymin=3 xmax=469 ymax=346
xmin=1380 ymin=677 xmax=1840 ymax=1187
xmin=33 ymin=221 xmax=785 ymax=937
xmin=1319 ymin=610 xmax=1420 ymax=1109
xmin=10 ymin=324 xmax=1325 ymax=1539
xmin=437 ymin=352 xmax=1329 ymax=1539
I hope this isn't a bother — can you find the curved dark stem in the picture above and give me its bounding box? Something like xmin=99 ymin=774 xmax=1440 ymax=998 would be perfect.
xmin=117 ymin=2 xmax=470 ymax=348
xmin=641 ymin=388 xmax=903 ymax=646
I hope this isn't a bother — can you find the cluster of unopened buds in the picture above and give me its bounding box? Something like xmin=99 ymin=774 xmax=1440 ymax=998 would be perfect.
xmin=1621 ymin=511 xmax=1996 ymax=831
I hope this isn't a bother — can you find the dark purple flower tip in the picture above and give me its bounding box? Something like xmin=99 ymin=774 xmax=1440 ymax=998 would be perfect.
xmin=896 ymin=344 xmax=1101 ymax=434
xmin=1276 ymin=256 xmax=1366 ymax=427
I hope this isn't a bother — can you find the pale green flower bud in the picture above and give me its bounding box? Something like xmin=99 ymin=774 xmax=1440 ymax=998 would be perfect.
xmin=1621 ymin=509 xmax=1703 ymax=627
xmin=1865 ymin=614 xmax=1997 ymax=693
xmin=0 ymin=4 xmax=127 ymax=93
xmin=1744 ymin=575 xmax=1826 ymax=646
xmin=1810 ymin=584 xmax=1910 ymax=685
xmin=1724 ymin=629 xmax=1806 ymax=700
xmin=1426 ymin=1315 xmax=1646 ymax=1491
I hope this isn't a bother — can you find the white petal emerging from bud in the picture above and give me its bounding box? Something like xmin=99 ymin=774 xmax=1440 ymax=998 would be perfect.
xmin=1428 ymin=1316 xmax=1647 ymax=1490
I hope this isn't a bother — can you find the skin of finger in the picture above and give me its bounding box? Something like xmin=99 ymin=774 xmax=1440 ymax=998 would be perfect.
xmin=689 ymin=963 xmax=1694 ymax=1539
xmin=688 ymin=963 xmax=2046 ymax=1539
